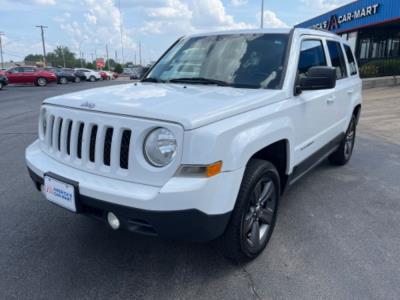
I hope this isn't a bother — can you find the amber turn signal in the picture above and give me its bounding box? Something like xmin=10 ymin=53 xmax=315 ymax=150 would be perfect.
xmin=206 ymin=161 xmax=223 ymax=177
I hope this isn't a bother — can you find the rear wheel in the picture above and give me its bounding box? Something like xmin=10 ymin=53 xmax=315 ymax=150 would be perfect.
xmin=329 ymin=115 xmax=356 ymax=165
xmin=74 ymin=77 xmax=81 ymax=83
xmin=59 ymin=77 xmax=67 ymax=84
xmin=89 ymin=76 xmax=96 ymax=82
xmin=36 ymin=77 xmax=47 ymax=87
xmin=221 ymin=159 xmax=280 ymax=261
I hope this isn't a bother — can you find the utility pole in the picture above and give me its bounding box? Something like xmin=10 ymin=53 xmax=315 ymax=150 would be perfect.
xmin=115 ymin=50 xmax=118 ymax=63
xmin=0 ymin=32 xmax=4 ymax=69
xmin=106 ymin=44 xmax=110 ymax=70
xmin=118 ymin=0 xmax=125 ymax=64
xmin=139 ymin=41 xmax=142 ymax=66
xmin=91 ymin=53 xmax=94 ymax=63
xmin=61 ymin=46 xmax=66 ymax=67
xmin=260 ymin=0 xmax=264 ymax=29
xmin=36 ymin=25 xmax=48 ymax=66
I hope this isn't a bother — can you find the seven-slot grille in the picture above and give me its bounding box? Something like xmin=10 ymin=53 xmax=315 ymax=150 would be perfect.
xmin=42 ymin=115 xmax=132 ymax=171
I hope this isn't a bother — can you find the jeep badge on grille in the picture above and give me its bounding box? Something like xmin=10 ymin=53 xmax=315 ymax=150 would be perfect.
xmin=80 ymin=101 xmax=95 ymax=109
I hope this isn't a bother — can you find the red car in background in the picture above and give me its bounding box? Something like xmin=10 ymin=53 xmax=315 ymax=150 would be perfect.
xmin=99 ymin=71 xmax=109 ymax=80
xmin=5 ymin=66 xmax=57 ymax=86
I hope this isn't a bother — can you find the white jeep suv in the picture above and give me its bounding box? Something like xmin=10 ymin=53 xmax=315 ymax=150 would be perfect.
xmin=75 ymin=68 xmax=101 ymax=82
xmin=26 ymin=28 xmax=362 ymax=260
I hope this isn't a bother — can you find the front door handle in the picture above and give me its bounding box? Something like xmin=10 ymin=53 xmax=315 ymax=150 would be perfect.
xmin=347 ymin=89 xmax=354 ymax=95
xmin=327 ymin=96 xmax=335 ymax=105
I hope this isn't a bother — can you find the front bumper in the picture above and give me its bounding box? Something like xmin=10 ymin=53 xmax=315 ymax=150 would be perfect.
xmin=26 ymin=140 xmax=244 ymax=241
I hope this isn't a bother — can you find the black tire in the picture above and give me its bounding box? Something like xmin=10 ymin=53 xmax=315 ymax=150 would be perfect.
xmin=0 ymin=82 xmax=3 ymax=90
xmin=221 ymin=159 xmax=280 ymax=262
xmin=36 ymin=77 xmax=47 ymax=87
xmin=329 ymin=115 xmax=356 ymax=166
xmin=89 ymin=76 xmax=96 ymax=82
xmin=59 ymin=77 xmax=67 ymax=84
xmin=74 ymin=77 xmax=81 ymax=83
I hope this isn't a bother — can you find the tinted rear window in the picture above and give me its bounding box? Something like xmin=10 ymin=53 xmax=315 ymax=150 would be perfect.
xmin=327 ymin=41 xmax=348 ymax=80
xmin=344 ymin=45 xmax=358 ymax=76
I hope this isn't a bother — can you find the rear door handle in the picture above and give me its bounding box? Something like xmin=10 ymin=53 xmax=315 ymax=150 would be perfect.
xmin=327 ymin=96 xmax=335 ymax=105
xmin=347 ymin=89 xmax=354 ymax=95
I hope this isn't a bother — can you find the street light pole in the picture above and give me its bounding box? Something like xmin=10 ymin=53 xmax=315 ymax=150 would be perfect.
xmin=61 ymin=46 xmax=66 ymax=67
xmin=106 ymin=44 xmax=110 ymax=70
xmin=78 ymin=38 xmax=86 ymax=68
xmin=36 ymin=25 xmax=48 ymax=66
xmin=260 ymin=0 xmax=265 ymax=29
xmin=0 ymin=32 xmax=4 ymax=69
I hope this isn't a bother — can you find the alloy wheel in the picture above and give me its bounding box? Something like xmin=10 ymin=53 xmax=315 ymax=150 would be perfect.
xmin=344 ymin=120 xmax=355 ymax=159
xmin=243 ymin=178 xmax=277 ymax=250
xmin=37 ymin=78 xmax=46 ymax=86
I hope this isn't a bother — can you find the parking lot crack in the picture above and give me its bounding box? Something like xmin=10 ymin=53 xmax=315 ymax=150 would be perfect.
xmin=241 ymin=265 xmax=262 ymax=300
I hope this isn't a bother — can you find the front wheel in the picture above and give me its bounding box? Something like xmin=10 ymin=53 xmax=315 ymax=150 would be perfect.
xmin=329 ymin=115 xmax=357 ymax=165
xmin=59 ymin=77 xmax=67 ymax=84
xmin=74 ymin=77 xmax=81 ymax=83
xmin=36 ymin=77 xmax=47 ymax=87
xmin=221 ymin=159 xmax=280 ymax=261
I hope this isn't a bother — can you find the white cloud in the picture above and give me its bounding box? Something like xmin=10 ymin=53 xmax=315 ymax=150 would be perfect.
xmin=257 ymin=10 xmax=288 ymax=28
xmin=231 ymin=0 xmax=248 ymax=6
xmin=33 ymin=0 xmax=56 ymax=4
xmin=8 ymin=0 xmax=56 ymax=4
xmin=301 ymin=0 xmax=353 ymax=14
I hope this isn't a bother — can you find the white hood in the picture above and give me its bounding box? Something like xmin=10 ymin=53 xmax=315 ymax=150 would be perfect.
xmin=44 ymin=83 xmax=287 ymax=130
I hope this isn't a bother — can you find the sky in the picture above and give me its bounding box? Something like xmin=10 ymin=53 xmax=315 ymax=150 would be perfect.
xmin=0 ymin=0 xmax=353 ymax=65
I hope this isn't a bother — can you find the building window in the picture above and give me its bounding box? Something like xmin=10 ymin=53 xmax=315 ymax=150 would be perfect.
xmin=359 ymin=38 xmax=370 ymax=59
xmin=327 ymin=40 xmax=348 ymax=79
xmin=387 ymin=37 xmax=400 ymax=57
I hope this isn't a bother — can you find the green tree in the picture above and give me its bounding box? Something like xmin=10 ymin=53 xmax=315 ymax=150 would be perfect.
xmin=85 ymin=62 xmax=95 ymax=69
xmin=114 ymin=63 xmax=123 ymax=74
xmin=24 ymin=54 xmax=44 ymax=65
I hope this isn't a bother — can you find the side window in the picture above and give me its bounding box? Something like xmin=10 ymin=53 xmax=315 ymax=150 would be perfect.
xmin=327 ymin=41 xmax=348 ymax=79
xmin=344 ymin=44 xmax=358 ymax=76
xmin=23 ymin=67 xmax=35 ymax=73
xmin=298 ymin=40 xmax=327 ymax=76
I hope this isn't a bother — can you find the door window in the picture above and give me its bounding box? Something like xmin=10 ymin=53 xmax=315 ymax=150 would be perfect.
xmin=327 ymin=41 xmax=348 ymax=80
xmin=22 ymin=67 xmax=36 ymax=73
xmin=344 ymin=45 xmax=358 ymax=76
xmin=297 ymin=40 xmax=327 ymax=76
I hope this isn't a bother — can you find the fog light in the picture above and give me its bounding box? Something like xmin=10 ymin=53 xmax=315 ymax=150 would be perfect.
xmin=107 ymin=212 xmax=120 ymax=230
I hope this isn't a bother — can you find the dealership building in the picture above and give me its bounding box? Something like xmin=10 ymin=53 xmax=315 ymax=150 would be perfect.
xmin=296 ymin=0 xmax=400 ymax=77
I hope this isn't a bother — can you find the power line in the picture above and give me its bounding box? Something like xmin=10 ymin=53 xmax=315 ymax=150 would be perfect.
xmin=36 ymin=25 xmax=48 ymax=66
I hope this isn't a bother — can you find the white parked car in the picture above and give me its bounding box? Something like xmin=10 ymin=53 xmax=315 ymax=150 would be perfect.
xmin=74 ymin=68 xmax=101 ymax=82
xmin=26 ymin=28 xmax=362 ymax=261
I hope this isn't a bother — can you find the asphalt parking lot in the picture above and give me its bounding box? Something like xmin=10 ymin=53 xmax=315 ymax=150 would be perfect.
xmin=1 ymin=82 xmax=399 ymax=299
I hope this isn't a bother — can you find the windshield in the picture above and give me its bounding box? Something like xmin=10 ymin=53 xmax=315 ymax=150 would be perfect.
xmin=145 ymin=33 xmax=289 ymax=89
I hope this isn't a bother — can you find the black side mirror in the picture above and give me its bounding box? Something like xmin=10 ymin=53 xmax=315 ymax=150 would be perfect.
xmin=295 ymin=66 xmax=336 ymax=95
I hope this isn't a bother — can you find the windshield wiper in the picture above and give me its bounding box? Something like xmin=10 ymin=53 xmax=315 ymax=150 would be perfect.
xmin=168 ymin=77 xmax=230 ymax=86
xmin=141 ymin=77 xmax=164 ymax=83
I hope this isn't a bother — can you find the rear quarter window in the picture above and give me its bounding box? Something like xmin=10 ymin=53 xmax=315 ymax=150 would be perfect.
xmin=344 ymin=45 xmax=358 ymax=76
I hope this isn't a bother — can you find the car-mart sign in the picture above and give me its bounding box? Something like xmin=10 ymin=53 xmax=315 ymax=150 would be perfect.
xmin=311 ymin=3 xmax=380 ymax=31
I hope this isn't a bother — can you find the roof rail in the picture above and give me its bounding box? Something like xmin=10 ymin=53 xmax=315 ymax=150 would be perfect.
xmin=313 ymin=27 xmax=339 ymax=35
